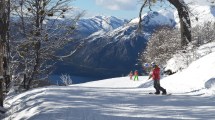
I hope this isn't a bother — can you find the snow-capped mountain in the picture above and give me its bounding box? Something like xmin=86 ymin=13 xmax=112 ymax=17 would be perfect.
xmin=130 ymin=9 xmax=175 ymax=24
xmin=131 ymin=4 xmax=215 ymax=28
xmin=54 ymin=3 xmax=215 ymax=80
xmin=74 ymin=16 xmax=128 ymax=38
xmin=54 ymin=10 xmax=176 ymax=78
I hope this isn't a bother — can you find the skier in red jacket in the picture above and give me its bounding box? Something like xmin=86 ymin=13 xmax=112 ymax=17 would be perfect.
xmin=129 ymin=71 xmax=133 ymax=80
xmin=148 ymin=62 xmax=167 ymax=95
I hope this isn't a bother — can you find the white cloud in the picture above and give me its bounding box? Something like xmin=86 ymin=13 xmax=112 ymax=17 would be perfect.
xmin=95 ymin=0 xmax=138 ymax=10
xmin=95 ymin=0 xmax=215 ymax=11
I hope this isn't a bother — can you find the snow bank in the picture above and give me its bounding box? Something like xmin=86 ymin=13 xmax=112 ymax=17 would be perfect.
xmin=165 ymin=42 xmax=215 ymax=73
xmin=162 ymin=52 xmax=215 ymax=94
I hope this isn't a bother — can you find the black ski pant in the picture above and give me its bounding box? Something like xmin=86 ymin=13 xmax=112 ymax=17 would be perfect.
xmin=153 ymin=80 xmax=165 ymax=93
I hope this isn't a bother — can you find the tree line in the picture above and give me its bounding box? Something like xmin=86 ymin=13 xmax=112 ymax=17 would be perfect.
xmin=141 ymin=22 xmax=215 ymax=72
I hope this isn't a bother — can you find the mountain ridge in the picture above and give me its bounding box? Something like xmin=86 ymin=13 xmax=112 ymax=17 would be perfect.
xmin=54 ymin=4 xmax=215 ymax=80
xmin=54 ymin=10 xmax=176 ymax=78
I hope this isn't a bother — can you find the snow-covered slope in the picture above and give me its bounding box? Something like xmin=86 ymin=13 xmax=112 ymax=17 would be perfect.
xmin=165 ymin=42 xmax=215 ymax=73
xmin=78 ymin=76 xmax=149 ymax=88
xmin=162 ymin=52 xmax=215 ymax=94
xmin=78 ymin=49 xmax=215 ymax=95
xmin=3 ymin=47 xmax=215 ymax=119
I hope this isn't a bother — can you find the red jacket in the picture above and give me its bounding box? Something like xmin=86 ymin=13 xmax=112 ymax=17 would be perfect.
xmin=152 ymin=67 xmax=160 ymax=80
xmin=134 ymin=71 xmax=138 ymax=75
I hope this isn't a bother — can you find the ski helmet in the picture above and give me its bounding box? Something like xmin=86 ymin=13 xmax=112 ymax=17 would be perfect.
xmin=151 ymin=62 xmax=156 ymax=67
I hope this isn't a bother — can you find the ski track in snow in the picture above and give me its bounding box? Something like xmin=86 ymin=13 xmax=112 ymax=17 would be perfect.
xmin=3 ymin=79 xmax=215 ymax=120
xmin=3 ymin=52 xmax=215 ymax=120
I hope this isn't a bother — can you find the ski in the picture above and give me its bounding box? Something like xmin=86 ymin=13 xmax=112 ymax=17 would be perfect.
xmin=149 ymin=92 xmax=172 ymax=95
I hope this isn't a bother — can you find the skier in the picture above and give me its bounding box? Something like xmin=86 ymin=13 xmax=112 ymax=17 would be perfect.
xmin=134 ymin=70 xmax=138 ymax=81
xmin=129 ymin=71 xmax=133 ymax=80
xmin=143 ymin=63 xmax=150 ymax=75
xmin=148 ymin=62 xmax=167 ymax=95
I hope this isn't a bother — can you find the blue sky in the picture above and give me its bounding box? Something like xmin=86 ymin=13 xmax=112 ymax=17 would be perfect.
xmin=72 ymin=0 xmax=173 ymax=20
xmin=72 ymin=0 xmax=151 ymax=20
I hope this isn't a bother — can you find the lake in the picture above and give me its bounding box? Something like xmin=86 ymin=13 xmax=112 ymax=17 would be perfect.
xmin=49 ymin=75 xmax=102 ymax=85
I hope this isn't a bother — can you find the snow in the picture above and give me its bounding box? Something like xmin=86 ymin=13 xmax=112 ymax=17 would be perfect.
xmin=174 ymin=5 xmax=215 ymax=28
xmin=198 ymin=42 xmax=215 ymax=55
xmin=129 ymin=9 xmax=175 ymax=25
xmin=78 ymin=76 xmax=149 ymax=88
xmin=3 ymin=1 xmax=215 ymax=119
xmin=130 ymin=1 xmax=215 ymax=28
xmin=3 ymin=45 xmax=215 ymax=119
xmin=165 ymin=41 xmax=215 ymax=72
xmin=77 ymin=15 xmax=126 ymax=33
xmin=185 ymin=0 xmax=215 ymax=6
xmin=163 ymin=52 xmax=215 ymax=94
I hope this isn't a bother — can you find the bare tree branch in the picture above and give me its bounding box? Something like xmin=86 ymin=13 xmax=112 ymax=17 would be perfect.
xmin=137 ymin=0 xmax=148 ymax=33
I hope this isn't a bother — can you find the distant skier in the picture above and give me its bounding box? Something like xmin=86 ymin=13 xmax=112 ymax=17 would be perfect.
xmin=129 ymin=71 xmax=133 ymax=80
xmin=143 ymin=62 xmax=150 ymax=75
xmin=134 ymin=70 xmax=138 ymax=81
xmin=148 ymin=62 xmax=167 ymax=95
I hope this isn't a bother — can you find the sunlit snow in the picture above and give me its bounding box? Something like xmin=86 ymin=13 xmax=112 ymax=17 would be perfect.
xmin=3 ymin=48 xmax=215 ymax=120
